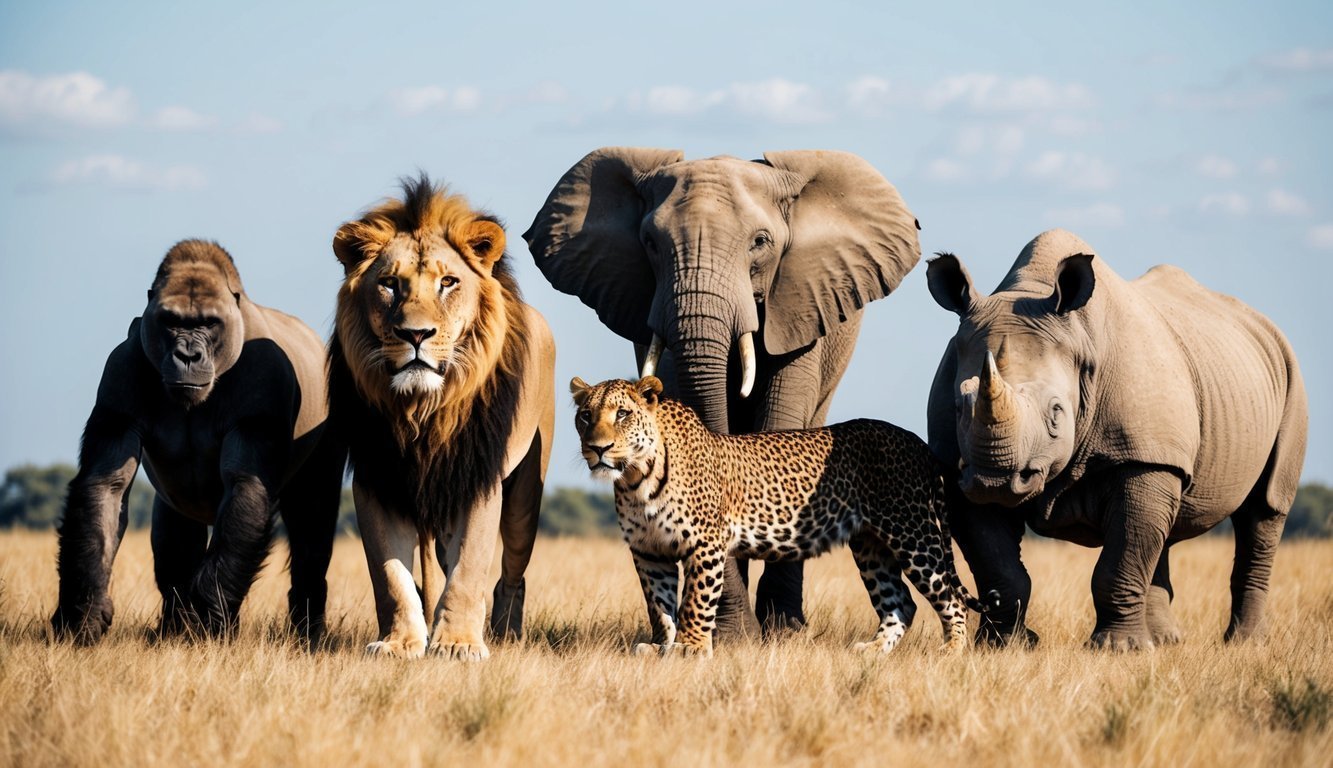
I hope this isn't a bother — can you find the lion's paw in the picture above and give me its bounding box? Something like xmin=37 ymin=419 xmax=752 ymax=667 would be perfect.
xmin=852 ymin=640 xmax=894 ymax=655
xmin=429 ymin=641 xmax=491 ymax=662
xmin=365 ymin=637 xmax=426 ymax=659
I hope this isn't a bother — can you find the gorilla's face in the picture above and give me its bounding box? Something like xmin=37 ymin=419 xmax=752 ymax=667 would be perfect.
xmin=141 ymin=262 xmax=244 ymax=408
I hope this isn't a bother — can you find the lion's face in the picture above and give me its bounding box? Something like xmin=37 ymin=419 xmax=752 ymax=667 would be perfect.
xmin=334 ymin=195 xmax=507 ymax=408
xmin=569 ymin=377 xmax=664 ymax=482
xmin=140 ymin=254 xmax=244 ymax=408
xmin=357 ymin=232 xmax=495 ymax=396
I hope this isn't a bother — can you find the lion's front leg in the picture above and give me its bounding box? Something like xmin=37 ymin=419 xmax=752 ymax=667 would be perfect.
xmin=428 ymin=488 xmax=502 ymax=661
xmin=355 ymin=483 xmax=427 ymax=659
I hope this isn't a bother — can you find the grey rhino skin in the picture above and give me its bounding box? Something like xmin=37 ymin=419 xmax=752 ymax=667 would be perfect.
xmin=926 ymin=229 xmax=1307 ymax=650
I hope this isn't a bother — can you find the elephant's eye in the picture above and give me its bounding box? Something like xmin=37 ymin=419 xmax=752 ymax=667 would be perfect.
xmin=643 ymin=234 xmax=657 ymax=253
xmin=751 ymin=232 xmax=772 ymax=251
xmin=616 ymin=408 xmax=631 ymax=422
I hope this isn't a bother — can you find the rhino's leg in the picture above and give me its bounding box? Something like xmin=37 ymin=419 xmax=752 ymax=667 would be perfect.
xmin=948 ymin=489 xmax=1037 ymax=647
xmin=1088 ymin=467 xmax=1180 ymax=652
xmin=1145 ymin=545 xmax=1183 ymax=646
xmin=1225 ymin=493 xmax=1287 ymax=643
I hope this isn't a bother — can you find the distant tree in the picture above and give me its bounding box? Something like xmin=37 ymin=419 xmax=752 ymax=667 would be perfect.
xmin=539 ymin=487 xmax=618 ymax=537
xmin=1286 ymin=482 xmax=1333 ymax=539
xmin=0 ymin=464 xmax=74 ymax=528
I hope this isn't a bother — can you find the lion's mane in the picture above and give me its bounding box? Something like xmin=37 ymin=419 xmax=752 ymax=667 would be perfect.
xmin=328 ymin=177 xmax=529 ymax=530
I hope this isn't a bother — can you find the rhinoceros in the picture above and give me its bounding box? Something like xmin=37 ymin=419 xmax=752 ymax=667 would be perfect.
xmin=926 ymin=229 xmax=1307 ymax=650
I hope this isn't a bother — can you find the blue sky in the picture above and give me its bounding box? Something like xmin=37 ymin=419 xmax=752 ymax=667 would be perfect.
xmin=1 ymin=1 xmax=1329 ymax=490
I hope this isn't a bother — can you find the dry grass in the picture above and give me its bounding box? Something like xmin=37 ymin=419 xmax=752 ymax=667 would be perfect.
xmin=1 ymin=530 xmax=1330 ymax=767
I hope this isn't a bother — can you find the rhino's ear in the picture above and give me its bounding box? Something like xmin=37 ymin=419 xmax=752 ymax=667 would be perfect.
xmin=927 ymin=252 xmax=979 ymax=315
xmin=1052 ymin=253 xmax=1095 ymax=314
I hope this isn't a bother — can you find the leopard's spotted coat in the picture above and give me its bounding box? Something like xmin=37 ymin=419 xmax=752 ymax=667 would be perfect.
xmin=571 ymin=376 xmax=984 ymax=657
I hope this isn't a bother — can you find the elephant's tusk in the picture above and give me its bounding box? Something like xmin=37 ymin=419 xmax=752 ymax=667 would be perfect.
xmin=738 ymin=332 xmax=756 ymax=399
xmin=640 ymin=334 xmax=665 ymax=379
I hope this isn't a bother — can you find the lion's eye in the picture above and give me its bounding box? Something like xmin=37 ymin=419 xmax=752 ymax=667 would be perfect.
xmin=616 ymin=409 xmax=631 ymax=422
xmin=439 ymin=275 xmax=459 ymax=293
xmin=378 ymin=277 xmax=397 ymax=294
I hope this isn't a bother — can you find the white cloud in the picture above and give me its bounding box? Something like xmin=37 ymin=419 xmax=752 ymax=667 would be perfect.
xmin=51 ymin=154 xmax=207 ymax=192
xmin=1195 ymin=154 xmax=1237 ymax=179
xmin=1154 ymin=87 xmax=1285 ymax=111
xmin=1307 ymin=224 xmax=1333 ymax=250
xmin=147 ymin=105 xmax=218 ymax=132
xmin=0 ymin=70 xmax=135 ymax=128
xmin=1267 ymin=188 xmax=1310 ymax=216
xmin=1044 ymin=202 xmax=1126 ymax=228
xmin=1257 ymin=156 xmax=1282 ymax=176
xmin=730 ymin=79 xmax=828 ymax=122
xmin=1256 ymin=48 xmax=1333 ymax=74
xmin=1024 ymin=151 xmax=1116 ymax=191
xmin=955 ymin=123 xmax=1025 ymax=157
xmin=924 ymin=74 xmax=1093 ymax=113
xmin=922 ymin=157 xmax=968 ymax=183
xmin=846 ymin=76 xmax=895 ymax=112
xmin=1198 ymin=192 xmax=1250 ymax=216
xmin=235 ymin=112 xmax=283 ymax=134
xmin=640 ymin=85 xmax=723 ymax=116
xmin=1045 ymin=114 xmax=1101 ymax=136
xmin=452 ymin=86 xmax=481 ymax=111
xmin=631 ymin=79 xmax=829 ymax=124
xmin=526 ymin=81 xmax=570 ymax=105
xmin=386 ymin=85 xmax=480 ymax=116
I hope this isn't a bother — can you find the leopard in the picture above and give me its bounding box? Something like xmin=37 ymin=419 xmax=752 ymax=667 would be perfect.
xmin=570 ymin=375 xmax=988 ymax=657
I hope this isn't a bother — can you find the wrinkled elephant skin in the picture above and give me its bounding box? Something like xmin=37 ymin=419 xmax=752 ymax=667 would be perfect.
xmin=927 ymin=229 xmax=1307 ymax=650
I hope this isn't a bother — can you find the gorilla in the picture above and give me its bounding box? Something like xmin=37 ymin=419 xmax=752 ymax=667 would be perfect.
xmin=52 ymin=240 xmax=345 ymax=645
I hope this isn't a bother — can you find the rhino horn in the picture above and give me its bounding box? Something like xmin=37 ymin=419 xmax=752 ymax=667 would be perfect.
xmin=975 ymin=349 xmax=1018 ymax=425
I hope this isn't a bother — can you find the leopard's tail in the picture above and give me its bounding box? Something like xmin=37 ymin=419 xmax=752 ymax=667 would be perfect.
xmin=928 ymin=465 xmax=998 ymax=616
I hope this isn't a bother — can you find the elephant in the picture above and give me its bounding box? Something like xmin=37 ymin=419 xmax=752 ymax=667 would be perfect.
xmin=524 ymin=147 xmax=921 ymax=638
xmin=926 ymin=229 xmax=1308 ymax=650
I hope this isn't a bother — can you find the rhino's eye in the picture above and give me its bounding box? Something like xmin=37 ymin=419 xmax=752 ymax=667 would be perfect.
xmin=616 ymin=409 xmax=631 ymax=422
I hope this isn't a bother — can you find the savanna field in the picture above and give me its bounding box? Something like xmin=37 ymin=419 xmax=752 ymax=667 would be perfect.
xmin=1 ymin=531 xmax=1330 ymax=768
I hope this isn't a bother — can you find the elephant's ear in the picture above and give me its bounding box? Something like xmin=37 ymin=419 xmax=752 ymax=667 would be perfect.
xmin=523 ymin=147 xmax=684 ymax=344
xmin=760 ymin=150 xmax=921 ymax=356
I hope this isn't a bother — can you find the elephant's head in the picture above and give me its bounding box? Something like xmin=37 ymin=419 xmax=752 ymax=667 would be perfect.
xmin=927 ymin=230 xmax=1100 ymax=507
xmin=524 ymin=147 xmax=920 ymax=433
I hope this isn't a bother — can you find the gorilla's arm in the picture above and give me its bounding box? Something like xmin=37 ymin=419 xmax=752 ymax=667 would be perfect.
xmin=186 ymin=421 xmax=287 ymax=635
xmin=52 ymin=347 xmax=143 ymax=644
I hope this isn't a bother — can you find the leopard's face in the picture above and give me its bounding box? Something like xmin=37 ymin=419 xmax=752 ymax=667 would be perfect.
xmin=569 ymin=377 xmax=664 ymax=482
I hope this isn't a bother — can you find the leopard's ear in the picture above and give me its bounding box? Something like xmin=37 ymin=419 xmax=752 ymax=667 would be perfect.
xmin=636 ymin=376 xmax=663 ymax=408
xmin=570 ymin=376 xmax=592 ymax=407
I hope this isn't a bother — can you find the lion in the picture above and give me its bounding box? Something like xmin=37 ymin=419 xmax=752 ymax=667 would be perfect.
xmin=329 ymin=175 xmax=555 ymax=660
xmin=53 ymin=240 xmax=345 ymax=645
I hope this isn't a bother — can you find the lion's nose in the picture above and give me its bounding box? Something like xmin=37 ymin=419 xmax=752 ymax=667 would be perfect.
xmin=393 ymin=327 xmax=437 ymax=348
xmin=588 ymin=442 xmax=612 ymax=458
